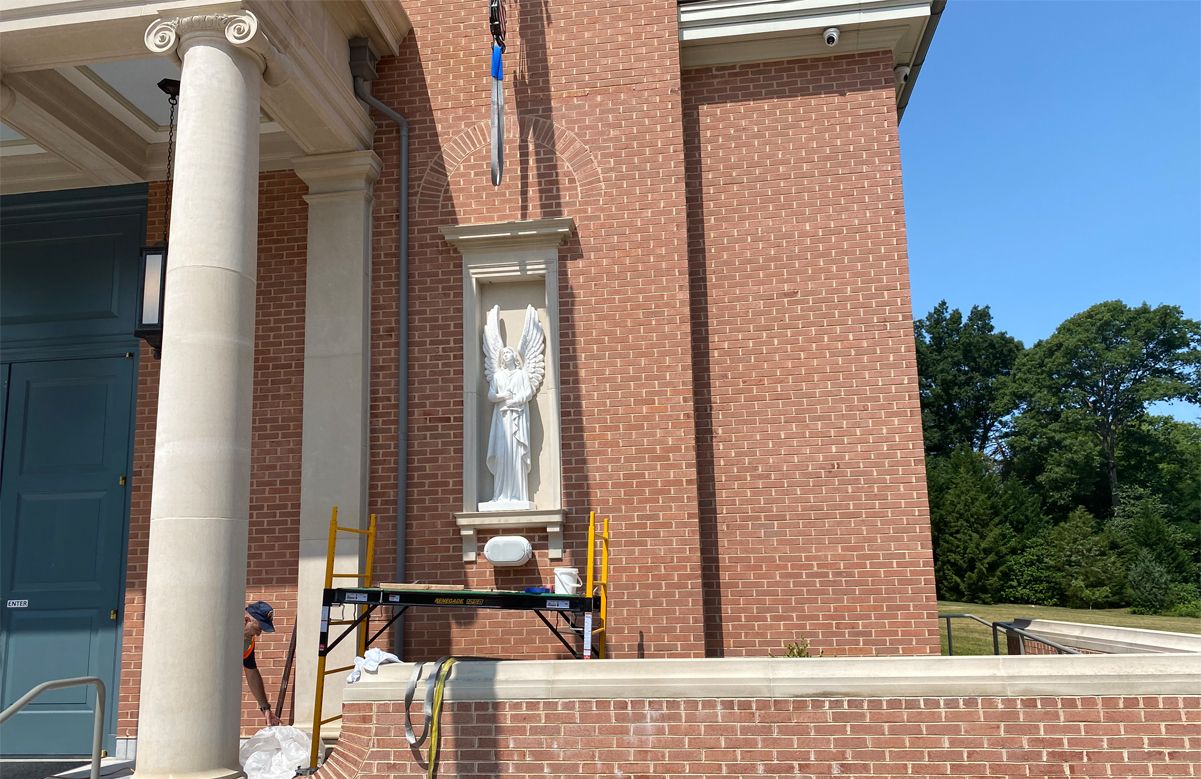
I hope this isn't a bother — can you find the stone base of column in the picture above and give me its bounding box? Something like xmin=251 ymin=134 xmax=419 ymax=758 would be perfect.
xmin=131 ymin=769 xmax=244 ymax=779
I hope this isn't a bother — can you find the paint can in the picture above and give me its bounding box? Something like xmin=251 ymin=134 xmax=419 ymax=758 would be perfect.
xmin=553 ymin=567 xmax=582 ymax=595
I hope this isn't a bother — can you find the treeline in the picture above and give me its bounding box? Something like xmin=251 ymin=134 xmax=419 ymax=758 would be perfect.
xmin=915 ymin=300 xmax=1201 ymax=616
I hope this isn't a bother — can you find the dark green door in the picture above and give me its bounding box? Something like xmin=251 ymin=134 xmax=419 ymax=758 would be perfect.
xmin=0 ymin=357 xmax=133 ymax=755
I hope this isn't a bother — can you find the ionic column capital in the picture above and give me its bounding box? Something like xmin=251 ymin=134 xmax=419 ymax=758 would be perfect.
xmin=144 ymin=12 xmax=291 ymax=85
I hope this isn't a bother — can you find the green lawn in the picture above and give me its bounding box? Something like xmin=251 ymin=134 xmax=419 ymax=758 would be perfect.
xmin=938 ymin=600 xmax=1201 ymax=656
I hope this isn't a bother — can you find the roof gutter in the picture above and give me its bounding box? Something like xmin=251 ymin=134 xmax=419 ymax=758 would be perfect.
xmin=897 ymin=0 xmax=946 ymax=122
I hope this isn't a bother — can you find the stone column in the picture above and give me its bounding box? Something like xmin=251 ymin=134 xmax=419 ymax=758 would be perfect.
xmin=135 ymin=13 xmax=269 ymax=779
xmin=290 ymin=151 xmax=381 ymax=736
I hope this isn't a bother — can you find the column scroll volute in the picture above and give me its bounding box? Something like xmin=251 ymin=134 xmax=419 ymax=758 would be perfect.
xmin=144 ymin=11 xmax=291 ymax=85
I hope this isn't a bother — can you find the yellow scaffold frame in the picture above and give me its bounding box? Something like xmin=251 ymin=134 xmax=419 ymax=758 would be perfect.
xmin=305 ymin=508 xmax=611 ymax=769
xmin=308 ymin=506 xmax=377 ymax=770
xmin=586 ymin=511 xmax=611 ymax=659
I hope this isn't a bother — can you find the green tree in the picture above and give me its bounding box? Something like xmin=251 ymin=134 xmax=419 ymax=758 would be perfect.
xmin=1009 ymin=301 xmax=1201 ymax=513
xmin=1047 ymin=508 xmax=1123 ymax=608
xmin=1126 ymin=549 xmax=1172 ymax=614
xmin=1001 ymin=526 xmax=1060 ymax=605
xmin=1006 ymin=410 xmax=1107 ymax=518
xmin=926 ymin=450 xmax=1041 ymax=602
xmin=1118 ymin=416 xmax=1201 ymax=527
xmin=1106 ymin=486 xmax=1197 ymax=587
xmin=915 ymin=302 xmax=1024 ymax=457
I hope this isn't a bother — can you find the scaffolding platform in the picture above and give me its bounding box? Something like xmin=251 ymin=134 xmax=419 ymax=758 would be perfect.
xmin=319 ymin=585 xmax=598 ymax=661
xmin=306 ymin=508 xmax=611 ymax=771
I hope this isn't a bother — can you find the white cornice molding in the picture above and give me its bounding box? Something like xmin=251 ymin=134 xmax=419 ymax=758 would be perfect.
xmin=2 ymin=0 xmax=378 ymax=161
xmin=454 ymin=509 xmax=567 ymax=561
xmin=1 ymin=69 xmax=144 ymax=185
xmin=292 ymin=150 xmax=383 ymax=195
xmin=0 ymin=1 xmax=241 ymax=71
xmin=244 ymin=0 xmax=375 ymax=154
xmin=346 ymin=653 xmax=1201 ymax=704
xmin=681 ymin=0 xmax=928 ymax=41
xmin=0 ymin=128 xmax=301 ymax=195
xmin=0 ymin=151 xmax=97 ymax=194
xmin=441 ymin=217 xmax=575 ymax=253
xmin=323 ymin=0 xmax=412 ymax=58
xmin=0 ymin=140 xmax=45 ymax=157
xmin=679 ymin=0 xmax=930 ymax=69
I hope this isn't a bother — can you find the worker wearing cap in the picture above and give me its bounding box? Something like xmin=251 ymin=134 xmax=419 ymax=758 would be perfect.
xmin=244 ymin=600 xmax=282 ymax=727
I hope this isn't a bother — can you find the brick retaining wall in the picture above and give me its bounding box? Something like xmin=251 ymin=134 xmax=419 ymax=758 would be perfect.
xmin=315 ymin=655 xmax=1201 ymax=778
xmin=322 ymin=694 xmax=1199 ymax=778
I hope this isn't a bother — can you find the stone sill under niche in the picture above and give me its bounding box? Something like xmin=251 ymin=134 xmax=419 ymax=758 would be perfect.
xmin=454 ymin=508 xmax=566 ymax=562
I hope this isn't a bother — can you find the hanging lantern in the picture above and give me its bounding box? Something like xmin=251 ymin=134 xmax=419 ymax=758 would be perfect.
xmin=135 ymin=77 xmax=179 ymax=358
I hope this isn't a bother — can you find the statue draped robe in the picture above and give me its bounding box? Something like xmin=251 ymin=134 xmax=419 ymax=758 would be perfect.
xmin=485 ymin=366 xmax=534 ymax=508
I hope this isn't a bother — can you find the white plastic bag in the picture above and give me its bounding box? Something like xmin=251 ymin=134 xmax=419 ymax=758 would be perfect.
xmin=347 ymin=646 xmax=401 ymax=683
xmin=239 ymin=725 xmax=324 ymax=779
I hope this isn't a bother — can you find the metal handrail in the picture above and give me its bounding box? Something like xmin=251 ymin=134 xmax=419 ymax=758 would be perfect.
xmin=0 ymin=676 xmax=105 ymax=779
xmin=993 ymin=621 xmax=1081 ymax=656
xmin=940 ymin=613 xmax=1081 ymax=656
xmin=940 ymin=613 xmax=993 ymax=656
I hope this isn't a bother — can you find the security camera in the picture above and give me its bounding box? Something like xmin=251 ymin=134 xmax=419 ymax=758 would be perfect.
xmin=894 ymin=65 xmax=911 ymax=86
xmin=823 ymin=27 xmax=840 ymax=47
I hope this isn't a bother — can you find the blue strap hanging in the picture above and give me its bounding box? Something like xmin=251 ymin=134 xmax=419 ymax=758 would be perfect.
xmin=490 ymin=46 xmax=504 ymax=186
xmin=491 ymin=44 xmax=504 ymax=81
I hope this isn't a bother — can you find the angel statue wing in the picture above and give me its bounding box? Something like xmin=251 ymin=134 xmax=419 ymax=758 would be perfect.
xmin=516 ymin=304 xmax=546 ymax=395
xmin=482 ymin=305 xmax=504 ymax=383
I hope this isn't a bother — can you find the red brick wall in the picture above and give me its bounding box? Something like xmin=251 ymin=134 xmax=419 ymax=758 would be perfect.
xmin=323 ymin=695 xmax=1201 ymax=779
xmin=119 ymin=182 xmax=164 ymax=738
xmin=120 ymin=173 xmax=307 ymax=737
xmin=119 ymin=14 xmax=942 ymax=738
xmin=364 ymin=0 xmax=707 ymax=661
xmin=682 ymin=52 xmax=940 ymax=657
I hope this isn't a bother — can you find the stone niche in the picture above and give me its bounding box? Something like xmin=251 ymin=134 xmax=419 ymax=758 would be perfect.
xmin=441 ymin=217 xmax=573 ymax=562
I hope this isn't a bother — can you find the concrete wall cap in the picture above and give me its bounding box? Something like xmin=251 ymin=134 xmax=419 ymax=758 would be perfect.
xmin=1014 ymin=619 xmax=1201 ymax=655
xmin=343 ymin=653 xmax=1201 ymax=703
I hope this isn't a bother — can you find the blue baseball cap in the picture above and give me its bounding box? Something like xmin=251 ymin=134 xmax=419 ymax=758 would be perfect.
xmin=246 ymin=601 xmax=275 ymax=632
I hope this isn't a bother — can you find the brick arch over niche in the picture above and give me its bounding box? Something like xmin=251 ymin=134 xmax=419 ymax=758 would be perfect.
xmin=416 ymin=115 xmax=604 ymax=213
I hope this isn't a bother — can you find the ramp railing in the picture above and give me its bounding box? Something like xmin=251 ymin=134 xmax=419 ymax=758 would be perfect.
xmin=0 ymin=676 xmax=106 ymax=779
xmin=942 ymin=613 xmax=1081 ymax=656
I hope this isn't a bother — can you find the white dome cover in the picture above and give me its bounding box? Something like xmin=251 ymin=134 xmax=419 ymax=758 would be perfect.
xmin=483 ymin=535 xmax=532 ymax=566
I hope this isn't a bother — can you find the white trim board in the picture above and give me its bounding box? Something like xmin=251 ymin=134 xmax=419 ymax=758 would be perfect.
xmin=679 ymin=0 xmax=931 ymax=70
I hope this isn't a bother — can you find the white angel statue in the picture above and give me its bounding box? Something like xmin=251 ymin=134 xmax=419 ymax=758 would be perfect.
xmin=480 ymin=304 xmax=545 ymax=511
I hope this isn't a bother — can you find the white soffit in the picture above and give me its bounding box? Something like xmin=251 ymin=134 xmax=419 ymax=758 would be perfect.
xmin=56 ymin=60 xmax=179 ymax=145
xmin=59 ymin=60 xmax=282 ymax=144
xmin=679 ymin=0 xmax=931 ymax=68
xmin=1 ymin=122 xmax=28 ymax=142
xmin=0 ymin=0 xmax=385 ymax=193
xmin=0 ymin=128 xmax=44 ymax=159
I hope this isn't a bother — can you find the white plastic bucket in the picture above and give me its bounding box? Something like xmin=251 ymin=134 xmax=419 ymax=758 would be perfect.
xmin=553 ymin=567 xmax=582 ymax=595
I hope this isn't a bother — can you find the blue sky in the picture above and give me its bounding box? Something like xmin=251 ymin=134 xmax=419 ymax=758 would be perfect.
xmin=899 ymin=0 xmax=1200 ymax=418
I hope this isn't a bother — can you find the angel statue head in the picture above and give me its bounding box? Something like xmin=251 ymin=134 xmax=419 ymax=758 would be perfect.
xmin=498 ymin=346 xmax=521 ymax=370
xmin=480 ymin=305 xmax=546 ymax=511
